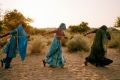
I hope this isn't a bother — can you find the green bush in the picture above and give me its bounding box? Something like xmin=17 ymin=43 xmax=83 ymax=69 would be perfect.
xmin=69 ymin=22 xmax=90 ymax=33
xmin=66 ymin=35 xmax=89 ymax=52
xmin=30 ymin=28 xmax=46 ymax=35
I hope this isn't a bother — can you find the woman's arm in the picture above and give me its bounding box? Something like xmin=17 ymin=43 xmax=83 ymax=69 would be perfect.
xmin=0 ymin=28 xmax=17 ymax=38
xmin=106 ymin=31 xmax=111 ymax=40
xmin=48 ymin=30 xmax=57 ymax=34
xmin=0 ymin=33 xmax=10 ymax=38
xmin=43 ymin=29 xmax=57 ymax=36
xmin=84 ymin=29 xmax=97 ymax=36
xmin=62 ymin=32 xmax=68 ymax=39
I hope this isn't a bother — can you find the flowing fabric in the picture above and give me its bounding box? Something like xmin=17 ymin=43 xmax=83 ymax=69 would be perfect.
xmin=3 ymin=24 xmax=28 ymax=61
xmin=85 ymin=28 xmax=113 ymax=66
xmin=45 ymin=34 xmax=65 ymax=67
xmin=0 ymin=57 xmax=2 ymax=60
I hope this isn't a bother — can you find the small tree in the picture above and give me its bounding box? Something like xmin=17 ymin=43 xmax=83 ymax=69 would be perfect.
xmin=0 ymin=9 xmax=3 ymax=32
xmin=69 ymin=21 xmax=90 ymax=33
xmin=114 ymin=17 xmax=120 ymax=27
xmin=3 ymin=9 xmax=32 ymax=31
xmin=0 ymin=21 xmax=2 ymax=32
xmin=78 ymin=22 xmax=90 ymax=32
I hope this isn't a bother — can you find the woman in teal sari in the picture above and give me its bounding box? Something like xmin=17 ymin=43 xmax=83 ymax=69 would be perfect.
xmin=0 ymin=23 xmax=28 ymax=69
xmin=43 ymin=23 xmax=66 ymax=68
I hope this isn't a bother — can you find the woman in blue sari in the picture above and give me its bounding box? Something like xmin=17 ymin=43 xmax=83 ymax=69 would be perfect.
xmin=0 ymin=23 xmax=28 ymax=69
xmin=43 ymin=23 xmax=66 ymax=68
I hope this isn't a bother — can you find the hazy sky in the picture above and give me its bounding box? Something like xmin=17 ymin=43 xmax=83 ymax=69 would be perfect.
xmin=0 ymin=0 xmax=120 ymax=28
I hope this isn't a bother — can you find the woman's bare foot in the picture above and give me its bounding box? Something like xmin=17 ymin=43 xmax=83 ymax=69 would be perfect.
xmin=84 ymin=61 xmax=88 ymax=66
xmin=42 ymin=60 xmax=46 ymax=67
xmin=1 ymin=60 xmax=4 ymax=67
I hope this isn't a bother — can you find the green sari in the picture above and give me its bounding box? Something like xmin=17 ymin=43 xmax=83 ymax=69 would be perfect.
xmin=85 ymin=27 xmax=113 ymax=67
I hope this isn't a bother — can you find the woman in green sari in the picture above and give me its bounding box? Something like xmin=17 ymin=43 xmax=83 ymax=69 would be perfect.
xmin=84 ymin=25 xmax=113 ymax=67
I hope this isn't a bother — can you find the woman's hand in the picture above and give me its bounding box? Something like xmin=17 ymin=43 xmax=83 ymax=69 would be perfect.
xmin=0 ymin=35 xmax=3 ymax=38
xmin=64 ymin=36 xmax=68 ymax=39
xmin=83 ymin=33 xmax=87 ymax=36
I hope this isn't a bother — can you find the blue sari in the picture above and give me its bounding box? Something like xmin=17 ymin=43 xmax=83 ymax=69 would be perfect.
xmin=3 ymin=24 xmax=28 ymax=62
xmin=45 ymin=34 xmax=65 ymax=67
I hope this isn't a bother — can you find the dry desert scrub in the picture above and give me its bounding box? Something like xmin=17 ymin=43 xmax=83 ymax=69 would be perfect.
xmin=108 ymin=29 xmax=120 ymax=48
xmin=27 ymin=35 xmax=46 ymax=55
xmin=66 ymin=34 xmax=90 ymax=52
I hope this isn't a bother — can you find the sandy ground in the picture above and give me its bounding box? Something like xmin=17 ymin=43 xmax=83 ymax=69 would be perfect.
xmin=0 ymin=48 xmax=120 ymax=80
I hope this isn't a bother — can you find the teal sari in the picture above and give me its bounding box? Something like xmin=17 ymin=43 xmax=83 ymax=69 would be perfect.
xmin=3 ymin=24 xmax=27 ymax=61
xmin=45 ymin=34 xmax=65 ymax=67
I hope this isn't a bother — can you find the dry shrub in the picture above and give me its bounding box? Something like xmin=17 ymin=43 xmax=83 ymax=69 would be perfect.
xmin=30 ymin=28 xmax=46 ymax=35
xmin=31 ymin=39 xmax=43 ymax=53
xmin=108 ymin=29 xmax=120 ymax=48
xmin=66 ymin=35 xmax=89 ymax=52
xmin=46 ymin=38 xmax=51 ymax=46
xmin=27 ymin=35 xmax=45 ymax=55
